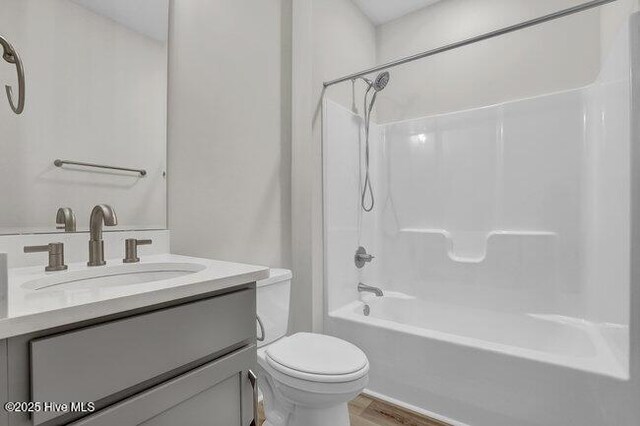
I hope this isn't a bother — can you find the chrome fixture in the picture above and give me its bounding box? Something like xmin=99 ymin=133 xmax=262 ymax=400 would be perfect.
xmin=56 ymin=207 xmax=76 ymax=232
xmin=356 ymin=71 xmax=390 ymax=93
xmin=355 ymin=246 xmax=375 ymax=269
xmin=88 ymin=204 xmax=118 ymax=266
xmin=54 ymin=159 xmax=147 ymax=177
xmin=363 ymin=304 xmax=370 ymax=316
xmin=0 ymin=35 xmax=25 ymax=114
xmin=248 ymin=370 xmax=259 ymax=426
xmin=358 ymin=282 xmax=384 ymax=297
xmin=24 ymin=242 xmax=67 ymax=272
xmin=324 ymin=0 xmax=618 ymax=88
xmin=355 ymin=71 xmax=390 ymax=212
xmin=256 ymin=315 xmax=266 ymax=342
xmin=123 ymin=238 xmax=152 ymax=263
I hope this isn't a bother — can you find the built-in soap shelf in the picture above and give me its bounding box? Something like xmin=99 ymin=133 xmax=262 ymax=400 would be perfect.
xmin=399 ymin=228 xmax=557 ymax=264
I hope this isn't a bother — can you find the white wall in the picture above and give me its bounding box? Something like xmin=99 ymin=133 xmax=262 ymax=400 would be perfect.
xmin=169 ymin=0 xmax=372 ymax=333
xmin=374 ymin=0 xmax=602 ymax=121
xmin=0 ymin=0 xmax=167 ymax=233
xmin=323 ymin=100 xmax=382 ymax=312
xmin=601 ymin=0 xmax=640 ymax=57
xmin=168 ymin=0 xmax=292 ymax=269
xmin=313 ymin=0 xmax=377 ymax=110
xmin=584 ymin=17 xmax=631 ymax=327
xmin=299 ymin=0 xmax=376 ymax=332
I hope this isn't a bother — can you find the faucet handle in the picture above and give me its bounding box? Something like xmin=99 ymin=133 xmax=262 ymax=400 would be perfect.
xmin=123 ymin=239 xmax=152 ymax=263
xmin=24 ymin=242 xmax=68 ymax=272
xmin=354 ymin=246 xmax=375 ymax=269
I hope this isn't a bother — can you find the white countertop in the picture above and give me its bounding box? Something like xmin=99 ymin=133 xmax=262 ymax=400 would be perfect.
xmin=1 ymin=254 xmax=269 ymax=339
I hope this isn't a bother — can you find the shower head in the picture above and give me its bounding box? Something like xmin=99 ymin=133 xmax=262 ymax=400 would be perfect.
xmin=357 ymin=71 xmax=391 ymax=93
xmin=357 ymin=71 xmax=389 ymax=213
xmin=372 ymin=71 xmax=390 ymax=92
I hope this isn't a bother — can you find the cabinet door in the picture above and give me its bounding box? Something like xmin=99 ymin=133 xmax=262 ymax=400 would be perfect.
xmin=31 ymin=289 xmax=255 ymax=425
xmin=141 ymin=375 xmax=242 ymax=426
xmin=71 ymin=345 xmax=257 ymax=426
xmin=0 ymin=340 xmax=7 ymax=426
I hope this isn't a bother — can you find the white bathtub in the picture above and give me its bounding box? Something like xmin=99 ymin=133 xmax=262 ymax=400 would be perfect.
xmin=333 ymin=295 xmax=626 ymax=377
xmin=327 ymin=294 xmax=632 ymax=426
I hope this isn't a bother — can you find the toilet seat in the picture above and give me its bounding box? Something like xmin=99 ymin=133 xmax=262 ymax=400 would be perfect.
xmin=264 ymin=333 xmax=369 ymax=383
xmin=256 ymin=331 xmax=369 ymax=425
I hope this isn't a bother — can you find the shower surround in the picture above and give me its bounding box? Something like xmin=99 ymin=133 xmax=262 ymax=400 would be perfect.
xmin=323 ymin=16 xmax=639 ymax=426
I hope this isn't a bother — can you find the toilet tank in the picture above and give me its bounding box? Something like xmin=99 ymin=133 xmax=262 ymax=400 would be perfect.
xmin=256 ymin=268 xmax=292 ymax=348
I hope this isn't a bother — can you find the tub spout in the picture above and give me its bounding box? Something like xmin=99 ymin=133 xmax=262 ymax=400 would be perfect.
xmin=358 ymin=282 xmax=384 ymax=297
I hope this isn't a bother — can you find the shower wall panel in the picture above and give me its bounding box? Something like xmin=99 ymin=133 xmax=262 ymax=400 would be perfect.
xmin=324 ymin=17 xmax=631 ymax=328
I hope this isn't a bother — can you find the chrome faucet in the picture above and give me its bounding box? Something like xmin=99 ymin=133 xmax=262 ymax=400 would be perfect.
xmin=87 ymin=204 xmax=117 ymax=266
xmin=358 ymin=282 xmax=384 ymax=297
xmin=56 ymin=207 xmax=76 ymax=232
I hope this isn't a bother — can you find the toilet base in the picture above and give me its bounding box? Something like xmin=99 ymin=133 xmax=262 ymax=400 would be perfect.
xmin=262 ymin=396 xmax=351 ymax=426
xmin=258 ymin=365 xmax=363 ymax=426
xmin=287 ymin=403 xmax=350 ymax=426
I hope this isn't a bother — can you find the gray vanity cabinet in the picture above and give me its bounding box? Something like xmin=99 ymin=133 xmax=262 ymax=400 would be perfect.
xmin=0 ymin=340 xmax=7 ymax=426
xmin=71 ymin=345 xmax=256 ymax=426
xmin=1 ymin=285 xmax=258 ymax=426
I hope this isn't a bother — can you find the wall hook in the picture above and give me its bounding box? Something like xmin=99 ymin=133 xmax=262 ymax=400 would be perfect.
xmin=0 ymin=35 xmax=25 ymax=114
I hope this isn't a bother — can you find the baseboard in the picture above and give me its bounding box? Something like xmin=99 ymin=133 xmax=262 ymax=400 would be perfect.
xmin=362 ymin=388 xmax=469 ymax=426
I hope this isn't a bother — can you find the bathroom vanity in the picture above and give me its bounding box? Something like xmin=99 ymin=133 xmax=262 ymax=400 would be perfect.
xmin=0 ymin=236 xmax=268 ymax=426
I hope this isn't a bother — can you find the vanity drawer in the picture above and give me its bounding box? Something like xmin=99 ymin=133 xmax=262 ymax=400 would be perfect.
xmin=29 ymin=288 xmax=255 ymax=425
xmin=69 ymin=344 xmax=256 ymax=426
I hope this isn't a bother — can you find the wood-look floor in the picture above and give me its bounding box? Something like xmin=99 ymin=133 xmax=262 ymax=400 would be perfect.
xmin=258 ymin=393 xmax=449 ymax=426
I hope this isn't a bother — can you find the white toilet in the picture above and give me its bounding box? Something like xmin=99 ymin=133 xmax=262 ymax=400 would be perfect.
xmin=256 ymin=269 xmax=369 ymax=426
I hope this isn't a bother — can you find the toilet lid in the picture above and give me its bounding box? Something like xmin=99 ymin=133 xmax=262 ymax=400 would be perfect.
xmin=265 ymin=333 xmax=368 ymax=378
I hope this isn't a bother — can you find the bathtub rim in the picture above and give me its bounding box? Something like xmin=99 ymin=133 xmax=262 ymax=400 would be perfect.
xmin=330 ymin=299 xmax=629 ymax=381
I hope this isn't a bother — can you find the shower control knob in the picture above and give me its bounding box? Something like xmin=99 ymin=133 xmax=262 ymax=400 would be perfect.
xmin=355 ymin=246 xmax=375 ymax=269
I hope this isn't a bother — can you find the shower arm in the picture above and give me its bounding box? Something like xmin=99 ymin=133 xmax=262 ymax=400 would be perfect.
xmin=0 ymin=35 xmax=25 ymax=114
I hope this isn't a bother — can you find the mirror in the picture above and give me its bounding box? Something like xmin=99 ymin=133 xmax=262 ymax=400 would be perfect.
xmin=0 ymin=0 xmax=169 ymax=234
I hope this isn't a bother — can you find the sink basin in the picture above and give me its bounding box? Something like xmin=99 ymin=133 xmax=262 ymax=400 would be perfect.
xmin=21 ymin=262 xmax=207 ymax=291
